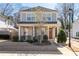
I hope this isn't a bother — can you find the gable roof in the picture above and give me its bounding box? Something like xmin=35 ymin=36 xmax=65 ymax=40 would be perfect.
xmin=20 ymin=6 xmax=57 ymax=12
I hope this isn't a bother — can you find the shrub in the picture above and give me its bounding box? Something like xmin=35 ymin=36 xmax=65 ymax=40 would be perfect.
xmin=26 ymin=35 xmax=33 ymax=43
xmin=12 ymin=36 xmax=18 ymax=42
xmin=42 ymin=35 xmax=48 ymax=42
xmin=20 ymin=36 xmax=25 ymax=42
xmin=26 ymin=39 xmax=33 ymax=43
xmin=37 ymin=35 xmax=41 ymax=41
xmin=27 ymin=35 xmax=32 ymax=40
xmin=57 ymin=29 xmax=67 ymax=43
xmin=37 ymin=35 xmax=41 ymax=40
xmin=33 ymin=36 xmax=38 ymax=42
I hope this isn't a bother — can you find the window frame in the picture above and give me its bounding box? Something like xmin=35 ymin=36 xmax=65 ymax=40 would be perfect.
xmin=76 ymin=32 xmax=79 ymax=37
xmin=26 ymin=13 xmax=35 ymax=22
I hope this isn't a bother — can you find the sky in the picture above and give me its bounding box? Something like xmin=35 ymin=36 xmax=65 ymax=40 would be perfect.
xmin=12 ymin=3 xmax=57 ymax=9
xmin=0 ymin=3 xmax=57 ymax=16
xmin=0 ymin=3 xmax=79 ymax=20
xmin=12 ymin=3 xmax=57 ymax=13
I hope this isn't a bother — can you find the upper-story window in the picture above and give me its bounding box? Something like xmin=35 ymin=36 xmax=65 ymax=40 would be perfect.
xmin=47 ymin=17 xmax=51 ymax=21
xmin=27 ymin=17 xmax=31 ymax=20
xmin=21 ymin=12 xmax=26 ymax=21
xmin=43 ymin=13 xmax=52 ymax=22
xmin=76 ymin=32 xmax=79 ymax=37
xmin=43 ymin=12 xmax=57 ymax=22
xmin=26 ymin=13 xmax=35 ymax=22
xmin=26 ymin=16 xmax=35 ymax=22
xmin=52 ymin=14 xmax=56 ymax=22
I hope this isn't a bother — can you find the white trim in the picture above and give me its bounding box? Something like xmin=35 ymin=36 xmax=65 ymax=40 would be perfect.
xmin=48 ymin=26 xmax=49 ymax=39
xmin=18 ymin=26 xmax=21 ymax=41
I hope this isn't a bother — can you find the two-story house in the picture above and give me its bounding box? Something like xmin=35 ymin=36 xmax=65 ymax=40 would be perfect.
xmin=17 ymin=6 xmax=58 ymax=41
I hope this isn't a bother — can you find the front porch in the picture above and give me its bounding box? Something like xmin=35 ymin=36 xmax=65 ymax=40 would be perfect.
xmin=18 ymin=24 xmax=57 ymax=41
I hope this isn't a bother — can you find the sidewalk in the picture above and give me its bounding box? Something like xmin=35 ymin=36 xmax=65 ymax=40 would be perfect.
xmin=70 ymin=38 xmax=79 ymax=55
xmin=71 ymin=38 xmax=79 ymax=48
xmin=0 ymin=47 xmax=77 ymax=56
xmin=50 ymin=38 xmax=79 ymax=56
xmin=58 ymin=46 xmax=77 ymax=56
xmin=64 ymin=38 xmax=79 ymax=56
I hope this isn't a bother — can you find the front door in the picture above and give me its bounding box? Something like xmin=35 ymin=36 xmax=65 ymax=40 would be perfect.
xmin=49 ymin=28 xmax=53 ymax=39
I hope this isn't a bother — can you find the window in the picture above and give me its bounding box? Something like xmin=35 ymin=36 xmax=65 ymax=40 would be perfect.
xmin=76 ymin=32 xmax=79 ymax=37
xmin=27 ymin=17 xmax=35 ymax=21
xmin=27 ymin=17 xmax=31 ymax=20
xmin=52 ymin=16 xmax=56 ymax=21
xmin=21 ymin=13 xmax=26 ymax=21
xmin=43 ymin=16 xmax=52 ymax=22
xmin=43 ymin=13 xmax=52 ymax=22
xmin=26 ymin=13 xmax=35 ymax=22
xmin=47 ymin=17 xmax=51 ymax=21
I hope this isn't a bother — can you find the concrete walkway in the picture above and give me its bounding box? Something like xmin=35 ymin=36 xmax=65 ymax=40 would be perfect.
xmin=58 ymin=46 xmax=77 ymax=56
xmin=67 ymin=38 xmax=79 ymax=55
xmin=71 ymin=38 xmax=79 ymax=48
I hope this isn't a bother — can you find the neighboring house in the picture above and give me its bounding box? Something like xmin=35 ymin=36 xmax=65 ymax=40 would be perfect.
xmin=71 ymin=19 xmax=79 ymax=38
xmin=0 ymin=14 xmax=14 ymax=26
xmin=17 ymin=6 xmax=58 ymax=40
xmin=0 ymin=13 xmax=17 ymax=39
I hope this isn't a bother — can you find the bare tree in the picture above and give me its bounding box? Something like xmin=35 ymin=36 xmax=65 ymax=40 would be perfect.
xmin=0 ymin=3 xmax=14 ymax=16
xmin=56 ymin=3 xmax=74 ymax=29
xmin=56 ymin=3 xmax=74 ymax=37
xmin=74 ymin=3 xmax=79 ymax=19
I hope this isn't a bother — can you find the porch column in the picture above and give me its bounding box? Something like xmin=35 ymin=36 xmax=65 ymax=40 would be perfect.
xmin=18 ymin=26 xmax=21 ymax=41
xmin=33 ymin=26 xmax=35 ymax=37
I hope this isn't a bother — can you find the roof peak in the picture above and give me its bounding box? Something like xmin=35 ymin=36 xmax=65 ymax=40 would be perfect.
xmin=20 ymin=6 xmax=57 ymax=12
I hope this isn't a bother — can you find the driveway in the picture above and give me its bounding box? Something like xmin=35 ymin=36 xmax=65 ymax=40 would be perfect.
xmin=0 ymin=39 xmax=62 ymax=54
